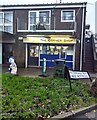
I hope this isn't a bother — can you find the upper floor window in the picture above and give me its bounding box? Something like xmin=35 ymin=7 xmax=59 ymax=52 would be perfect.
xmin=0 ymin=13 xmax=3 ymax=24
xmin=0 ymin=12 xmax=13 ymax=34
xmin=39 ymin=11 xmax=49 ymax=24
xmin=29 ymin=10 xmax=50 ymax=30
xmin=4 ymin=12 xmax=13 ymax=24
xmin=61 ymin=10 xmax=75 ymax=22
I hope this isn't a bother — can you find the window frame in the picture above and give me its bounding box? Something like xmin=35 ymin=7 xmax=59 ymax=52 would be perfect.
xmin=0 ymin=11 xmax=13 ymax=34
xmin=28 ymin=10 xmax=51 ymax=30
xmin=0 ymin=12 xmax=3 ymax=24
xmin=39 ymin=11 xmax=50 ymax=24
xmin=61 ymin=10 xmax=75 ymax=22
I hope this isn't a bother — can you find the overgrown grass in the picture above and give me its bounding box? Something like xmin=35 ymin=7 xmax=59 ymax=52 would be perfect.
xmin=1 ymin=73 xmax=97 ymax=119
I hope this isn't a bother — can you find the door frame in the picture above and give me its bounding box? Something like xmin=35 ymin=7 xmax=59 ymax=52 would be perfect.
xmin=27 ymin=43 xmax=39 ymax=67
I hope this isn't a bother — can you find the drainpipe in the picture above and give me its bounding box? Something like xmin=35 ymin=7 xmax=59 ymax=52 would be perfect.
xmin=25 ymin=43 xmax=28 ymax=68
xmin=80 ymin=3 xmax=86 ymax=71
xmin=54 ymin=16 xmax=56 ymax=30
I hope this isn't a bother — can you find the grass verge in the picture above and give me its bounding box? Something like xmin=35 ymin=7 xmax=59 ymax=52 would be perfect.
xmin=1 ymin=73 xmax=97 ymax=119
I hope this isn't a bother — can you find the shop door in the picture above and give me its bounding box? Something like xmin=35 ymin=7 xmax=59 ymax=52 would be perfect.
xmin=28 ymin=44 xmax=39 ymax=66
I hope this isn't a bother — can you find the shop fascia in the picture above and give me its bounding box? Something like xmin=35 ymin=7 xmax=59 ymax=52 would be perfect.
xmin=23 ymin=35 xmax=76 ymax=44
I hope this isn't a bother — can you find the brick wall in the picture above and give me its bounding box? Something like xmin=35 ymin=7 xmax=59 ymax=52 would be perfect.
xmin=13 ymin=38 xmax=25 ymax=67
xmin=94 ymin=60 xmax=97 ymax=72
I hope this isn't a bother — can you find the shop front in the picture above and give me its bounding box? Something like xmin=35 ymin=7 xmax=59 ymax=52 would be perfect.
xmin=23 ymin=35 xmax=76 ymax=69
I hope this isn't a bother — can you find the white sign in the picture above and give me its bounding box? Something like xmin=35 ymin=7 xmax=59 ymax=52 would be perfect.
xmin=69 ymin=70 xmax=90 ymax=79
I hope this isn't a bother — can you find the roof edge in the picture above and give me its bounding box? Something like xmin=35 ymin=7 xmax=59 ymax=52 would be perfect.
xmin=0 ymin=2 xmax=87 ymax=7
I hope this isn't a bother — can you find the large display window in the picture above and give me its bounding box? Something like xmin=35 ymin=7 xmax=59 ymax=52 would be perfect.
xmin=27 ymin=43 xmax=74 ymax=68
xmin=40 ymin=45 xmax=68 ymax=55
xmin=40 ymin=45 xmax=74 ymax=68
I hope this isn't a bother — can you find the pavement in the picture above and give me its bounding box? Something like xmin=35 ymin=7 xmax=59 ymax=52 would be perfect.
xmin=2 ymin=66 xmax=54 ymax=77
xmin=2 ymin=66 xmax=97 ymax=79
xmin=74 ymin=109 xmax=97 ymax=120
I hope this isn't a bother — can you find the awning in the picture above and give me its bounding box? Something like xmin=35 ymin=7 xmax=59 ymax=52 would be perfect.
xmin=23 ymin=35 xmax=76 ymax=44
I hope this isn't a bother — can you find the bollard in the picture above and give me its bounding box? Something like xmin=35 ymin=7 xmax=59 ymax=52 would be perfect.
xmin=39 ymin=58 xmax=48 ymax=77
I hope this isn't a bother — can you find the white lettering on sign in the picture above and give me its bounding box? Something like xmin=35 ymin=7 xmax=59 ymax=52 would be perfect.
xmin=69 ymin=71 xmax=90 ymax=79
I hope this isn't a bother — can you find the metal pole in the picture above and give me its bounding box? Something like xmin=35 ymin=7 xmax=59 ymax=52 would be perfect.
xmin=80 ymin=4 xmax=85 ymax=71
xmin=25 ymin=43 xmax=28 ymax=68
xmin=54 ymin=16 xmax=56 ymax=30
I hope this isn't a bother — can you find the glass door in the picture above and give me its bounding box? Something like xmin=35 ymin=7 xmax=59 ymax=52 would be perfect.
xmin=28 ymin=44 xmax=39 ymax=66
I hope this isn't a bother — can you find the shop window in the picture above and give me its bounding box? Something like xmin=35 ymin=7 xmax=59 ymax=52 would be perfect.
xmin=66 ymin=46 xmax=73 ymax=50
xmin=40 ymin=45 xmax=74 ymax=69
xmin=61 ymin=10 xmax=75 ymax=22
xmin=40 ymin=45 xmax=68 ymax=55
xmin=42 ymin=45 xmax=47 ymax=54
xmin=29 ymin=45 xmax=39 ymax=57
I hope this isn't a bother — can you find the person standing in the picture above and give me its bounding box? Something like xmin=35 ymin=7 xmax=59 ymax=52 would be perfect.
xmin=8 ymin=52 xmax=17 ymax=75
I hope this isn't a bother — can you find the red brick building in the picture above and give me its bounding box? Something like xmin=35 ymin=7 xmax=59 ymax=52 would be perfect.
xmin=1 ymin=2 xmax=95 ymax=72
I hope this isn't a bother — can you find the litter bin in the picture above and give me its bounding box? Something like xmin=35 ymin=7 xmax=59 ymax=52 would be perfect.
xmin=53 ymin=59 xmax=65 ymax=78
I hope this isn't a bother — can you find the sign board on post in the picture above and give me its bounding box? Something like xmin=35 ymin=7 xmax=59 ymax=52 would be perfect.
xmin=65 ymin=70 xmax=92 ymax=91
xmin=69 ymin=71 xmax=90 ymax=79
